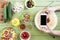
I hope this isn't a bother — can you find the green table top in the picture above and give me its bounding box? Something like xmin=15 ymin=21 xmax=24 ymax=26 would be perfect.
xmin=0 ymin=0 xmax=60 ymax=40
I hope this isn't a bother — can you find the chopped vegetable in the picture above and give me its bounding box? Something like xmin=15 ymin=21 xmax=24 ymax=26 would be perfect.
xmin=9 ymin=38 xmax=14 ymax=40
xmin=11 ymin=18 xmax=20 ymax=27
xmin=26 ymin=0 xmax=34 ymax=8
xmin=1 ymin=27 xmax=16 ymax=40
xmin=12 ymin=2 xmax=24 ymax=13
xmin=24 ymin=14 xmax=30 ymax=22
xmin=3 ymin=5 xmax=7 ymax=23
xmin=7 ymin=2 xmax=12 ymax=20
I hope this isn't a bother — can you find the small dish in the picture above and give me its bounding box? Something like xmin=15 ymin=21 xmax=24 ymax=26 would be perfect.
xmin=25 ymin=0 xmax=35 ymax=9
xmin=11 ymin=18 xmax=20 ymax=27
xmin=12 ymin=2 xmax=24 ymax=13
xmin=20 ymin=31 xmax=30 ymax=40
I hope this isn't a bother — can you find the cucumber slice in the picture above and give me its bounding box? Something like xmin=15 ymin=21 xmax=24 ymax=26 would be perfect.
xmin=3 ymin=5 xmax=7 ymax=23
xmin=8 ymin=2 xmax=12 ymax=20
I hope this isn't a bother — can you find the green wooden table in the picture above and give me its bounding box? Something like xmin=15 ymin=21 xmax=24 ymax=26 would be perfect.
xmin=0 ymin=0 xmax=60 ymax=40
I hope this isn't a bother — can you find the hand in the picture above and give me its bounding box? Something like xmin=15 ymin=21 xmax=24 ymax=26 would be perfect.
xmin=41 ymin=7 xmax=52 ymax=14
xmin=40 ymin=7 xmax=53 ymax=33
xmin=41 ymin=27 xmax=51 ymax=33
xmin=41 ymin=6 xmax=60 ymax=14
xmin=41 ymin=7 xmax=56 ymax=14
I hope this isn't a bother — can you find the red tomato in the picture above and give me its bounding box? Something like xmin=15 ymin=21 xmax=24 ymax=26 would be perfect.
xmin=7 ymin=27 xmax=12 ymax=30
xmin=3 ymin=1 xmax=8 ymax=5
xmin=4 ymin=31 xmax=8 ymax=34
xmin=0 ymin=1 xmax=8 ymax=8
xmin=1 ymin=37 xmax=6 ymax=40
xmin=0 ymin=3 xmax=3 ymax=8
xmin=5 ymin=34 xmax=12 ymax=39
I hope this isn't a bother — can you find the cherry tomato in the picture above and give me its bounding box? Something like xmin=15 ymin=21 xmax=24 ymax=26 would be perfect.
xmin=4 ymin=31 xmax=8 ymax=34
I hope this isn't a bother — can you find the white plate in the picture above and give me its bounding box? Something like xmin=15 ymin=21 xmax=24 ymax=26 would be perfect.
xmin=35 ymin=10 xmax=58 ymax=30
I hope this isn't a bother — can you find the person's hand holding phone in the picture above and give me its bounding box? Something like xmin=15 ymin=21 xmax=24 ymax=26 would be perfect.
xmin=40 ymin=7 xmax=52 ymax=33
xmin=41 ymin=26 xmax=51 ymax=33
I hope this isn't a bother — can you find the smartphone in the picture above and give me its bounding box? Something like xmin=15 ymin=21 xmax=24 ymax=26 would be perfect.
xmin=40 ymin=13 xmax=47 ymax=27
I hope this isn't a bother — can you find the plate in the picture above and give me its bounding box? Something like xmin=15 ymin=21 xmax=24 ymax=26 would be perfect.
xmin=1 ymin=27 xmax=16 ymax=40
xmin=35 ymin=10 xmax=58 ymax=30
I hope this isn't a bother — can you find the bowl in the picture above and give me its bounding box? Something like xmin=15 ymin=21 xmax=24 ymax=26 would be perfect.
xmin=20 ymin=31 xmax=30 ymax=40
xmin=12 ymin=2 xmax=24 ymax=13
xmin=25 ymin=0 xmax=35 ymax=9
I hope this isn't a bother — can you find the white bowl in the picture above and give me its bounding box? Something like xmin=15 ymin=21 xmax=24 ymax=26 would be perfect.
xmin=20 ymin=31 xmax=31 ymax=40
xmin=12 ymin=2 xmax=24 ymax=13
xmin=35 ymin=10 xmax=58 ymax=30
xmin=25 ymin=0 xmax=35 ymax=9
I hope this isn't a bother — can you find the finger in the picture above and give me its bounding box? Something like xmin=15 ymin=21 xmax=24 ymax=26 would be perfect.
xmin=47 ymin=25 xmax=51 ymax=30
xmin=41 ymin=27 xmax=47 ymax=31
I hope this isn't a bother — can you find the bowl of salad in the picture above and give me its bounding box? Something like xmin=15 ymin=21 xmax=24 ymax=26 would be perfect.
xmin=1 ymin=27 xmax=16 ymax=40
xmin=25 ymin=0 xmax=35 ymax=9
